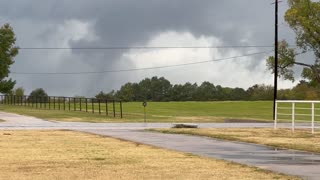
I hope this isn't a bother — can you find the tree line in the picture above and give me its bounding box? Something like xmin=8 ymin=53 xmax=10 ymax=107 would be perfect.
xmin=4 ymin=76 xmax=320 ymax=102
xmin=95 ymin=77 xmax=320 ymax=102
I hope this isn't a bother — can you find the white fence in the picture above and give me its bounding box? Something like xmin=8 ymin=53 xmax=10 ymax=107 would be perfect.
xmin=275 ymin=100 xmax=320 ymax=134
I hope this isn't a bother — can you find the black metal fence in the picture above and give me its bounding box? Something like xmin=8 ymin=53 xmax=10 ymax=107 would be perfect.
xmin=0 ymin=95 xmax=123 ymax=118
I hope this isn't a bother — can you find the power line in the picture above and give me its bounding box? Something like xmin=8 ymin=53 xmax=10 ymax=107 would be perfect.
xmin=11 ymin=50 xmax=272 ymax=75
xmin=18 ymin=45 xmax=275 ymax=50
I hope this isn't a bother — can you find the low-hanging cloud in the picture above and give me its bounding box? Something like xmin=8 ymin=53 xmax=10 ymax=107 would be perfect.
xmin=0 ymin=0 xmax=303 ymax=96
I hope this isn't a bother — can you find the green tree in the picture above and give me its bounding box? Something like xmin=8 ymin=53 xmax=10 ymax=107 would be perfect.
xmin=116 ymin=83 xmax=136 ymax=102
xmin=194 ymin=82 xmax=216 ymax=101
xmin=29 ymin=88 xmax=48 ymax=103
xmin=170 ymin=83 xmax=198 ymax=101
xmin=247 ymin=84 xmax=274 ymax=100
xmin=30 ymin=88 xmax=48 ymax=97
xmin=0 ymin=23 xmax=19 ymax=93
xmin=14 ymin=87 xmax=24 ymax=97
xmin=150 ymin=77 xmax=172 ymax=101
xmin=229 ymin=87 xmax=249 ymax=100
xmin=266 ymin=0 xmax=320 ymax=84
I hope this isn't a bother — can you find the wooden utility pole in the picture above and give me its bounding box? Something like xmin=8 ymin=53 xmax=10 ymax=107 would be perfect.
xmin=273 ymin=0 xmax=279 ymax=120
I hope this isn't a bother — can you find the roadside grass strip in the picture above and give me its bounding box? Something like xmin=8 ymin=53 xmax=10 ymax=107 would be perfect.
xmin=0 ymin=130 xmax=298 ymax=180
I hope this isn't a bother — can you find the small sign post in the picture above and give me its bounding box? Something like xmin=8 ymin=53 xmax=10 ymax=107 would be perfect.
xmin=143 ymin=101 xmax=147 ymax=123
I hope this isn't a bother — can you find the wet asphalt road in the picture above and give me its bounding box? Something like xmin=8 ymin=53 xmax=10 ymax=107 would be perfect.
xmin=0 ymin=111 xmax=319 ymax=179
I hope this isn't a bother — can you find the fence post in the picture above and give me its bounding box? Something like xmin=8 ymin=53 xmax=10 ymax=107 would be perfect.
xmin=292 ymin=102 xmax=295 ymax=133
xmin=98 ymin=99 xmax=101 ymax=114
xmin=53 ymin=96 xmax=56 ymax=110
xmin=120 ymin=101 xmax=123 ymax=119
xmin=92 ymin=99 xmax=94 ymax=114
xmin=80 ymin=98 xmax=82 ymax=111
xmin=48 ymin=97 xmax=50 ymax=109
xmin=40 ymin=97 xmax=42 ymax=108
xmin=63 ymin=97 xmax=66 ymax=111
xmin=113 ymin=100 xmax=115 ymax=117
xmin=312 ymin=103 xmax=315 ymax=134
xmin=58 ymin=97 xmax=61 ymax=110
xmin=68 ymin=97 xmax=71 ymax=111
xmin=13 ymin=95 xmax=15 ymax=105
xmin=106 ymin=99 xmax=108 ymax=116
xmin=86 ymin=98 xmax=88 ymax=112
xmin=73 ymin=98 xmax=76 ymax=111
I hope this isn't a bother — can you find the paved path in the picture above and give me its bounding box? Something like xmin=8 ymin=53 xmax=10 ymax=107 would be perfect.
xmin=81 ymin=129 xmax=320 ymax=180
xmin=0 ymin=111 xmax=320 ymax=179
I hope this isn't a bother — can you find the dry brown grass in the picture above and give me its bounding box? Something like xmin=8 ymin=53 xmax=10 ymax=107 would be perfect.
xmin=152 ymin=128 xmax=320 ymax=153
xmin=0 ymin=130 xmax=298 ymax=180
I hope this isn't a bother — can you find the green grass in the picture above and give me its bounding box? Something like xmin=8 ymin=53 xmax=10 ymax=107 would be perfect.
xmin=1 ymin=101 xmax=317 ymax=123
xmin=150 ymin=128 xmax=320 ymax=153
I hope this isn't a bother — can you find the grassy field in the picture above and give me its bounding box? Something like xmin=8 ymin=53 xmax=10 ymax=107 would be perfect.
xmin=151 ymin=128 xmax=320 ymax=153
xmin=0 ymin=101 xmax=319 ymax=122
xmin=0 ymin=101 xmax=274 ymax=122
xmin=0 ymin=130 xmax=298 ymax=180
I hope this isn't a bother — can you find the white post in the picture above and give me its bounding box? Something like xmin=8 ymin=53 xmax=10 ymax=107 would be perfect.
xmin=292 ymin=102 xmax=295 ymax=133
xmin=312 ymin=103 xmax=315 ymax=134
xmin=274 ymin=101 xmax=278 ymax=130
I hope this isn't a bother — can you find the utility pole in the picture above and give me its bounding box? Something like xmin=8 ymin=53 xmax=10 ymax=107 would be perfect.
xmin=273 ymin=0 xmax=279 ymax=120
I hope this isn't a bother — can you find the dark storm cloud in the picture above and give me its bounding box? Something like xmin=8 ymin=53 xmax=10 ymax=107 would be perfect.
xmin=0 ymin=0 xmax=299 ymax=96
xmin=1 ymin=0 xmax=276 ymax=45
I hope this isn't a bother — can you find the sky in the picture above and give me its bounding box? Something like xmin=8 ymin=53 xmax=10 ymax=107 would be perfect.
xmin=0 ymin=0 xmax=311 ymax=97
